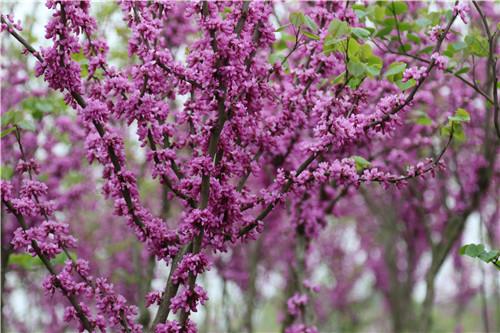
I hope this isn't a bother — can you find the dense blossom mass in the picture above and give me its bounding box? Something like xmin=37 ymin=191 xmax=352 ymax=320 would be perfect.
xmin=0 ymin=1 xmax=499 ymax=332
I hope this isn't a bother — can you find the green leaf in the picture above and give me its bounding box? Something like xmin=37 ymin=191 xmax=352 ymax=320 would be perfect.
xmin=7 ymin=253 xmax=39 ymax=269
xmin=382 ymin=18 xmax=396 ymax=29
xmin=276 ymin=24 xmax=291 ymax=32
xmin=442 ymin=109 xmax=468 ymax=142
xmin=269 ymin=53 xmax=283 ymax=66
xmin=460 ymin=243 xmax=500 ymax=267
xmin=304 ymin=15 xmax=318 ymax=32
xmin=396 ymin=79 xmax=416 ymax=90
xmin=398 ymin=22 xmax=412 ymax=32
xmin=1 ymin=110 xmax=23 ymax=127
xmin=465 ymin=34 xmax=489 ymax=57
xmin=1 ymin=127 xmax=16 ymax=138
xmin=347 ymin=38 xmax=361 ymax=58
xmin=454 ymin=67 xmax=470 ymax=75
xmin=273 ymin=39 xmax=288 ymax=51
xmin=354 ymin=9 xmax=368 ymax=19
xmin=323 ymin=43 xmax=336 ymax=55
xmin=384 ymin=62 xmax=407 ymax=77
xmin=390 ymin=1 xmax=408 ymax=15
xmin=347 ymin=60 xmax=365 ymax=77
xmin=328 ymin=19 xmax=350 ymax=39
xmin=373 ymin=5 xmax=386 ymax=22
xmin=478 ymin=250 xmax=499 ymax=263
xmin=71 ymin=51 xmax=86 ymax=62
xmin=0 ymin=165 xmax=14 ymax=180
xmin=332 ymin=72 xmax=346 ymax=85
xmin=351 ymin=27 xmax=371 ymax=39
xmin=222 ymin=6 xmax=232 ymax=17
xmin=364 ymin=63 xmax=382 ymax=77
xmin=454 ymin=123 xmax=466 ymax=142
xmin=448 ymin=108 xmax=470 ymax=123
xmin=361 ymin=45 xmax=381 ymax=65
xmin=426 ymin=12 xmax=441 ymax=26
xmin=348 ymin=77 xmax=364 ymax=89
xmin=8 ymin=252 xmax=76 ymax=269
xmin=352 ymin=156 xmax=371 ymax=172
xmin=302 ymin=31 xmax=320 ymax=40
xmin=290 ymin=12 xmax=305 ymax=27
xmin=414 ymin=112 xmax=433 ymax=126
xmin=460 ymin=244 xmax=485 ymax=257
xmin=323 ymin=36 xmax=348 ymax=55
xmin=21 ymin=96 xmax=67 ymax=119
xmin=398 ymin=43 xmax=412 ymax=53
xmin=440 ymin=122 xmax=452 ymax=137
xmin=407 ymin=33 xmax=421 ymax=44
xmin=375 ymin=26 xmax=393 ymax=38
xmin=17 ymin=119 xmax=36 ymax=132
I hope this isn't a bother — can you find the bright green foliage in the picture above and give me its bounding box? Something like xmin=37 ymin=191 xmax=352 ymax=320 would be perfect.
xmin=289 ymin=12 xmax=305 ymax=27
xmin=352 ymin=156 xmax=371 ymax=172
xmin=324 ymin=20 xmax=382 ymax=86
xmin=460 ymin=243 xmax=500 ymax=270
xmin=303 ymin=15 xmax=318 ymax=32
xmin=328 ymin=19 xmax=350 ymax=40
xmin=441 ymin=108 xmax=471 ymax=143
xmin=0 ymin=127 xmax=16 ymax=138
xmin=275 ymin=24 xmax=290 ymax=32
xmin=384 ymin=62 xmax=407 ymax=80
xmin=0 ymin=165 xmax=14 ymax=180
xmin=412 ymin=110 xmax=433 ymax=126
xmin=302 ymin=31 xmax=320 ymax=40
xmin=1 ymin=93 xmax=68 ymax=138
xmin=8 ymin=252 xmax=77 ymax=270
xmin=396 ymin=79 xmax=416 ymax=91
xmin=351 ymin=27 xmax=371 ymax=39
xmin=464 ymin=33 xmax=489 ymax=57
xmin=389 ymin=1 xmax=408 ymax=15
xmin=448 ymin=108 xmax=471 ymax=123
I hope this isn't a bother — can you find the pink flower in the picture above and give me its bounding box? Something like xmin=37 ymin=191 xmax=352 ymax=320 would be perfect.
xmin=431 ymin=52 xmax=448 ymax=71
xmin=402 ymin=66 xmax=427 ymax=82
xmin=287 ymin=293 xmax=308 ymax=316
xmin=146 ymin=291 xmax=162 ymax=307
xmin=453 ymin=2 xmax=470 ymax=24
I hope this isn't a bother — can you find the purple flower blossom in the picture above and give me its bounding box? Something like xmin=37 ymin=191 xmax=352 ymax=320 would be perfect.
xmin=287 ymin=293 xmax=308 ymax=317
xmin=402 ymin=66 xmax=427 ymax=83
xmin=453 ymin=2 xmax=470 ymax=24
xmin=431 ymin=52 xmax=448 ymax=71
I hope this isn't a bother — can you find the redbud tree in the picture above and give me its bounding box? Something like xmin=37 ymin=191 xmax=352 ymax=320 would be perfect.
xmin=0 ymin=1 xmax=498 ymax=332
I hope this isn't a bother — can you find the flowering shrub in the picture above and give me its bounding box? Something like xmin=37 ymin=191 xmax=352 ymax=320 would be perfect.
xmin=1 ymin=1 xmax=498 ymax=332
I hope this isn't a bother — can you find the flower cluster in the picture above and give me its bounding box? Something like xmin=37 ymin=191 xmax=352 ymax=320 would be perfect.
xmin=287 ymin=293 xmax=309 ymax=317
xmin=33 ymin=1 xmax=95 ymax=106
xmin=4 ymin=176 xmax=142 ymax=332
xmin=453 ymin=2 xmax=470 ymax=24
xmin=170 ymin=285 xmax=208 ymax=314
xmin=431 ymin=52 xmax=448 ymax=71
xmin=0 ymin=13 xmax=22 ymax=32
xmin=12 ymin=220 xmax=77 ymax=259
xmin=402 ymin=66 xmax=428 ymax=82
xmin=155 ymin=320 xmax=197 ymax=333
xmin=172 ymin=253 xmax=210 ymax=285
xmin=285 ymin=324 xmax=319 ymax=333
